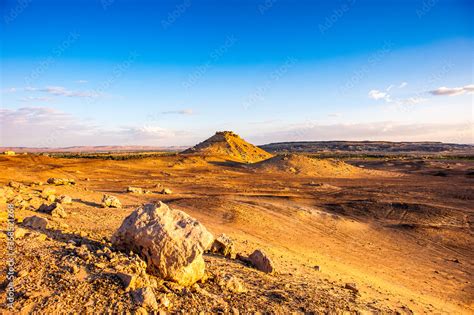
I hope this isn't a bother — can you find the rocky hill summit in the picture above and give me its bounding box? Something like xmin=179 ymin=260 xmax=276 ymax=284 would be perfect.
xmin=182 ymin=131 xmax=273 ymax=163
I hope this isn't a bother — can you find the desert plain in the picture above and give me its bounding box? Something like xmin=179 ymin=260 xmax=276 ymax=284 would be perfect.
xmin=0 ymin=131 xmax=473 ymax=313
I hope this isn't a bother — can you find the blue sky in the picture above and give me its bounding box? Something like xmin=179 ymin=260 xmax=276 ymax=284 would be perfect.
xmin=1 ymin=0 xmax=473 ymax=146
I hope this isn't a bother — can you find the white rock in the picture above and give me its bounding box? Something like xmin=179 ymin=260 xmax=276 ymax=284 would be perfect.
xmin=112 ymin=202 xmax=214 ymax=286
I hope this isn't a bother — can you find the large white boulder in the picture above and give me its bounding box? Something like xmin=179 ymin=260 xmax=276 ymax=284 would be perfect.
xmin=112 ymin=202 xmax=214 ymax=286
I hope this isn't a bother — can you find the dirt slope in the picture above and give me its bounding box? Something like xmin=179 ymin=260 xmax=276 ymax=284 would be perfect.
xmin=181 ymin=131 xmax=273 ymax=163
xmin=248 ymin=153 xmax=391 ymax=177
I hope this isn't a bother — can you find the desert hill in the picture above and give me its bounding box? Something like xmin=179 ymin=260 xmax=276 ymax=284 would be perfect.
xmin=181 ymin=131 xmax=273 ymax=163
xmin=248 ymin=153 xmax=383 ymax=177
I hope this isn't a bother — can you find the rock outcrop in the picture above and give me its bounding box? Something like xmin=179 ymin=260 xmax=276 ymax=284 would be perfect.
xmin=112 ymin=202 xmax=214 ymax=286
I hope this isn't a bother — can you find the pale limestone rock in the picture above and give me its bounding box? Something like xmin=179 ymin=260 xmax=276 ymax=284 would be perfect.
xmin=112 ymin=202 xmax=214 ymax=286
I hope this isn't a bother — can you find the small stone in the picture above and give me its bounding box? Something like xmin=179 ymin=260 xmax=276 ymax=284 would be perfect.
xmin=248 ymin=249 xmax=275 ymax=274
xmin=210 ymin=234 xmax=235 ymax=258
xmin=95 ymin=262 xmax=106 ymax=269
xmin=158 ymin=294 xmax=171 ymax=308
xmin=131 ymin=287 xmax=158 ymax=310
xmin=17 ymin=270 xmax=28 ymax=277
xmin=47 ymin=178 xmax=76 ymax=185
xmin=41 ymin=187 xmax=56 ymax=199
xmin=102 ymin=194 xmax=122 ymax=208
xmin=345 ymin=283 xmax=359 ymax=293
xmin=160 ymin=188 xmax=172 ymax=195
xmin=222 ymin=275 xmax=246 ymax=293
xmin=117 ymin=272 xmax=137 ymax=291
xmin=127 ymin=187 xmax=144 ymax=194
xmin=58 ymin=195 xmax=73 ymax=205
xmin=314 ymin=265 xmax=321 ymax=271
xmin=14 ymin=228 xmax=29 ymax=239
xmin=39 ymin=203 xmax=67 ymax=218
xmin=23 ymin=216 xmax=49 ymax=230
xmin=8 ymin=181 xmax=23 ymax=189
xmin=36 ymin=233 xmax=47 ymax=241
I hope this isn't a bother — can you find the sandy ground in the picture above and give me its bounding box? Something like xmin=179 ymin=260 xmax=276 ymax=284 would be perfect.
xmin=0 ymin=154 xmax=473 ymax=313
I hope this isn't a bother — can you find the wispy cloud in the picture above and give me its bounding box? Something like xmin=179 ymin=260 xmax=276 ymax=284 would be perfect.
xmin=161 ymin=109 xmax=194 ymax=115
xmin=368 ymin=82 xmax=427 ymax=108
xmin=37 ymin=86 xmax=100 ymax=98
xmin=19 ymin=96 xmax=52 ymax=102
xmin=75 ymin=80 xmax=88 ymax=84
xmin=0 ymin=107 xmax=186 ymax=147
xmin=368 ymin=89 xmax=390 ymax=101
xmin=429 ymin=84 xmax=474 ymax=96
xmin=10 ymin=86 xmax=101 ymax=98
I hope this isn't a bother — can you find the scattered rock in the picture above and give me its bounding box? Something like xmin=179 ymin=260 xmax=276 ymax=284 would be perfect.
xmin=75 ymin=245 xmax=92 ymax=261
xmin=17 ymin=270 xmax=29 ymax=278
xmin=38 ymin=203 xmax=67 ymax=218
xmin=102 ymin=194 xmax=122 ymax=208
xmin=127 ymin=187 xmax=143 ymax=195
xmin=131 ymin=287 xmax=158 ymax=310
xmin=116 ymin=272 xmax=138 ymax=291
xmin=47 ymin=194 xmax=56 ymax=203
xmin=36 ymin=233 xmax=47 ymax=241
xmin=210 ymin=234 xmax=235 ymax=258
xmin=127 ymin=187 xmax=144 ymax=194
xmin=160 ymin=188 xmax=172 ymax=195
xmin=345 ymin=283 xmax=359 ymax=293
xmin=8 ymin=181 xmax=25 ymax=189
xmin=248 ymin=249 xmax=275 ymax=274
xmin=218 ymin=275 xmax=247 ymax=293
xmin=58 ymin=195 xmax=73 ymax=204
xmin=47 ymin=178 xmax=76 ymax=185
xmin=41 ymin=187 xmax=56 ymax=199
xmin=23 ymin=216 xmax=49 ymax=230
xmin=112 ymin=202 xmax=214 ymax=286
xmin=14 ymin=227 xmax=29 ymax=239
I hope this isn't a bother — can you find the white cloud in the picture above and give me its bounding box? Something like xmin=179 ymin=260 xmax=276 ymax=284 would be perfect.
xmin=399 ymin=82 xmax=408 ymax=88
xmin=429 ymin=84 xmax=474 ymax=96
xmin=75 ymin=80 xmax=88 ymax=84
xmin=0 ymin=107 xmax=186 ymax=147
xmin=15 ymin=86 xmax=100 ymax=98
xmin=368 ymin=89 xmax=389 ymax=101
xmin=38 ymin=86 xmax=100 ymax=98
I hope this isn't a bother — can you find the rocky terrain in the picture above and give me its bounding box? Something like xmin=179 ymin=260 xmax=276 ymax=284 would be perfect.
xmin=1 ymin=132 xmax=473 ymax=313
